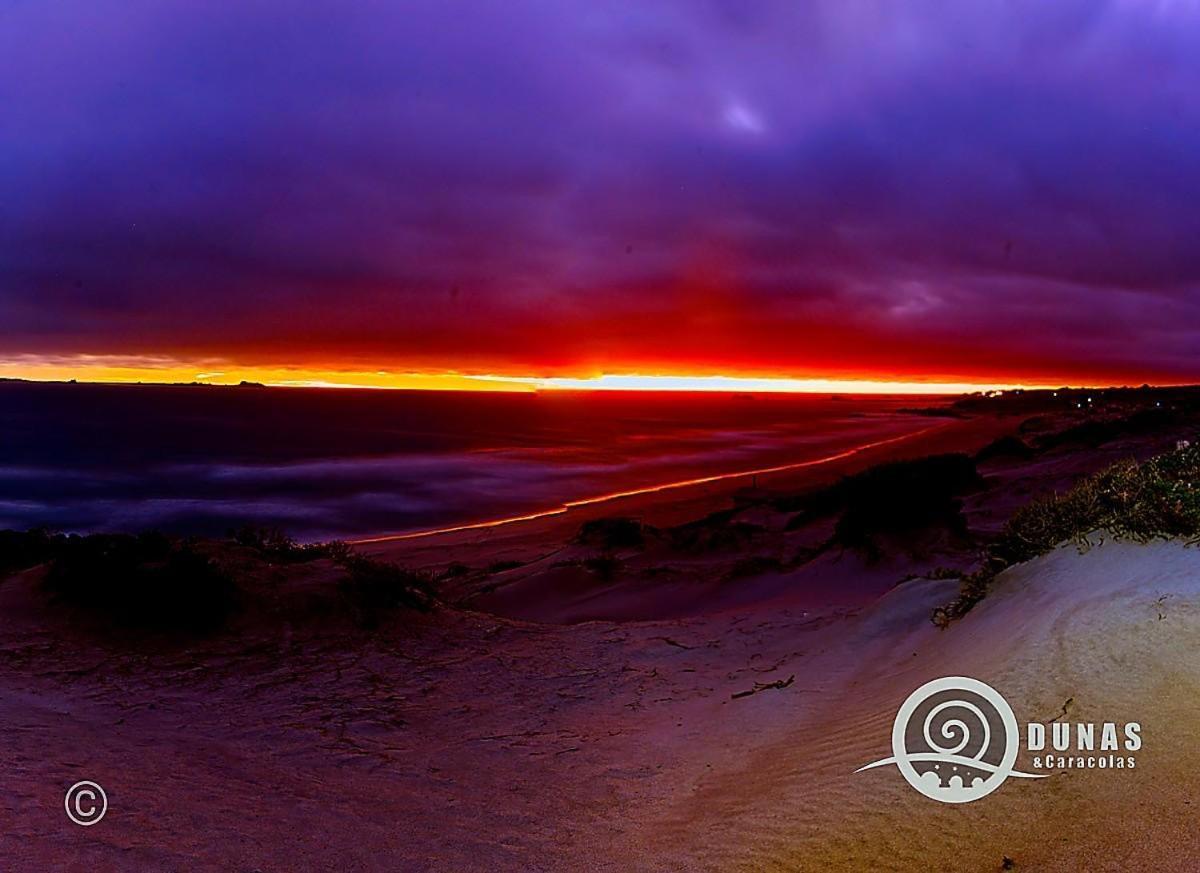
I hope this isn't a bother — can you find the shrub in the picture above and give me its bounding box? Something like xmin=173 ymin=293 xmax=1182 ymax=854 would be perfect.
xmin=1034 ymin=407 xmax=1174 ymax=451
xmin=924 ymin=566 xmax=964 ymax=580
xmin=974 ymin=435 xmax=1034 ymax=463
xmin=773 ymin=454 xmax=979 ymax=518
xmin=0 ymin=528 xmax=59 ymax=574
xmin=668 ymin=518 xmax=763 ymax=552
xmin=43 ymin=533 xmax=236 ymax=632
xmin=933 ymin=445 xmax=1200 ymax=627
xmin=336 ymin=554 xmax=434 ymax=628
xmin=575 ymin=517 xmax=649 ymax=550
xmin=232 ymin=526 xmax=350 ymax=563
xmin=829 ymin=454 xmax=979 ymax=550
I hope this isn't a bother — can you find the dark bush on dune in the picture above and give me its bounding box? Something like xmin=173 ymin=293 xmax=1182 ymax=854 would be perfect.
xmin=575 ymin=517 xmax=651 ymax=550
xmin=1035 ymin=407 xmax=1175 ymax=451
xmin=486 ymin=559 xmax=522 ymax=573
xmin=43 ymin=533 xmax=236 ymax=632
xmin=233 ymin=529 xmax=436 ymax=628
xmin=232 ymin=526 xmax=350 ymax=563
xmin=668 ymin=508 xmax=763 ymax=552
xmin=337 ymin=554 xmax=434 ymax=628
xmin=0 ymin=528 xmax=59 ymax=574
xmin=934 ymin=445 xmax=1200 ymax=627
xmin=764 ymin=455 xmax=983 ymax=556
xmin=817 ymin=454 xmax=981 ymax=552
xmin=771 ymin=453 xmax=980 ymax=514
xmin=974 ymin=435 xmax=1034 ymax=463
xmin=4 ymin=525 xmax=436 ymax=634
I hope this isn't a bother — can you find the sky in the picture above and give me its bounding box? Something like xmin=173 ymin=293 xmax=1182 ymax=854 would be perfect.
xmin=4 ymin=0 xmax=1200 ymax=389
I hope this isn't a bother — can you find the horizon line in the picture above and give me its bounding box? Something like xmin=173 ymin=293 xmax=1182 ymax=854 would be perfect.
xmin=0 ymin=365 xmax=1159 ymax=396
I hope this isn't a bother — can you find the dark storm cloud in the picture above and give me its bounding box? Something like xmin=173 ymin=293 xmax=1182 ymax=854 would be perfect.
xmin=4 ymin=0 xmax=1200 ymax=380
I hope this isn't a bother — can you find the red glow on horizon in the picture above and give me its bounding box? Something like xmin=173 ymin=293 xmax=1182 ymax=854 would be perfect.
xmin=0 ymin=353 xmax=1168 ymax=395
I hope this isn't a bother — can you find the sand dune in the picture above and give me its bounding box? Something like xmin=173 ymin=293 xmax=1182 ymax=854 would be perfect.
xmin=609 ymin=537 xmax=1200 ymax=871
xmin=4 ymin=536 xmax=1200 ymax=870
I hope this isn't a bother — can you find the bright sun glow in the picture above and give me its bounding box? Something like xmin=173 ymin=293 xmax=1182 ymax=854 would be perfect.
xmin=496 ymin=374 xmax=1052 ymax=394
xmin=0 ymin=356 xmax=1068 ymax=395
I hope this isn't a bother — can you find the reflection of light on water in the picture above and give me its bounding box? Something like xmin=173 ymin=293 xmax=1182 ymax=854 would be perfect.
xmin=352 ymin=424 xmax=943 ymax=543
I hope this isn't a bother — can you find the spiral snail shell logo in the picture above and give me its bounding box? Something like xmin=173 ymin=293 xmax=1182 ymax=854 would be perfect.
xmin=856 ymin=676 xmax=1045 ymax=803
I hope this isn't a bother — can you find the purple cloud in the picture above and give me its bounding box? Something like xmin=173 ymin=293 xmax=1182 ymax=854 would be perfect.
xmin=3 ymin=0 xmax=1200 ymax=381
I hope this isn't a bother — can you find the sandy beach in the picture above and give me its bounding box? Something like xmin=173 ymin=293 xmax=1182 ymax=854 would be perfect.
xmin=3 ymin=389 xmax=1200 ymax=870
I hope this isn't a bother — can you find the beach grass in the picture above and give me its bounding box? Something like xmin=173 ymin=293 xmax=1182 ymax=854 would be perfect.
xmin=934 ymin=443 xmax=1200 ymax=626
xmin=0 ymin=526 xmax=433 ymax=633
xmin=42 ymin=532 xmax=237 ymax=632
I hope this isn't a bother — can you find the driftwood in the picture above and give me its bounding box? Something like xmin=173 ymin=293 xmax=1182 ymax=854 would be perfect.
xmin=731 ymin=674 xmax=795 ymax=699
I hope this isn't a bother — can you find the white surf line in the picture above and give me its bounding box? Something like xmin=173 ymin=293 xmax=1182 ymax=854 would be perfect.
xmin=350 ymin=422 xmax=948 ymax=544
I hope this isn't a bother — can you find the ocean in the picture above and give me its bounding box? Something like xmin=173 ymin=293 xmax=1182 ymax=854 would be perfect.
xmin=0 ymin=381 xmax=946 ymax=541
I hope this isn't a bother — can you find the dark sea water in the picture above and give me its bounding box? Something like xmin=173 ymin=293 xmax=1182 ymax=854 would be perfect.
xmin=0 ymin=382 xmax=946 ymax=540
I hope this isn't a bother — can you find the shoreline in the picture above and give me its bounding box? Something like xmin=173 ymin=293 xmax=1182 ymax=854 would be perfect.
xmin=350 ymin=421 xmax=951 ymax=544
xmin=4 ymin=387 xmax=1200 ymax=868
xmin=0 ymin=379 xmax=954 ymax=542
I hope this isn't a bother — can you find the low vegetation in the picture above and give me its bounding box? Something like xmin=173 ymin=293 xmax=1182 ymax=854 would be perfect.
xmin=0 ymin=527 xmax=57 ymax=575
xmin=42 ymin=532 xmax=236 ymax=632
xmin=773 ymin=454 xmax=980 ymax=557
xmin=974 ymin=435 xmax=1033 ymax=463
xmin=229 ymin=526 xmax=435 ymax=628
xmin=668 ymin=514 xmax=762 ymax=552
xmin=0 ymin=526 xmax=433 ymax=633
xmin=831 ymin=454 xmax=978 ymax=551
xmin=1033 ymin=407 xmax=1174 ymax=450
xmin=336 ymin=553 xmax=434 ymax=628
xmin=228 ymin=528 xmax=436 ymax=628
xmin=232 ymin=526 xmax=351 ymax=563
xmin=575 ymin=517 xmax=651 ymax=550
xmin=934 ymin=445 xmax=1200 ymax=627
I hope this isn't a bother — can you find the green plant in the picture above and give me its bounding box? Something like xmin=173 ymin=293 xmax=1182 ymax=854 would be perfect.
xmin=933 ymin=446 xmax=1200 ymax=627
